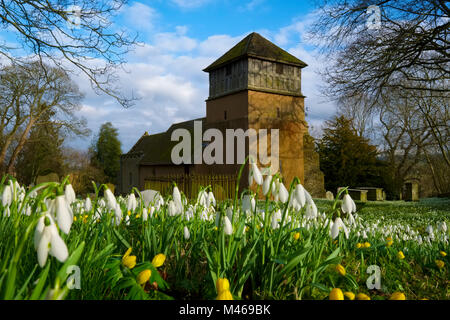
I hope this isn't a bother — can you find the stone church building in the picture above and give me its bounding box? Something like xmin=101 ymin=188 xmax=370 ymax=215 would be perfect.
xmin=119 ymin=32 xmax=324 ymax=197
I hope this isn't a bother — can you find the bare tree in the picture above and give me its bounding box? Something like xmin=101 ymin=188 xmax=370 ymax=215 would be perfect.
xmin=0 ymin=0 xmax=138 ymax=107
xmin=337 ymin=93 xmax=375 ymax=139
xmin=0 ymin=62 xmax=88 ymax=174
xmin=308 ymin=0 xmax=449 ymax=100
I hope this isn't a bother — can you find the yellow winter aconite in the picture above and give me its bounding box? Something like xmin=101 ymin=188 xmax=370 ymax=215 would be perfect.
xmin=329 ymin=288 xmax=344 ymax=300
xmin=397 ymin=251 xmax=405 ymax=260
xmin=435 ymin=260 xmax=445 ymax=269
xmin=216 ymin=290 xmax=233 ymax=300
xmin=440 ymin=251 xmax=447 ymax=257
xmin=344 ymin=291 xmax=355 ymax=300
xmin=386 ymin=237 xmax=393 ymax=247
xmin=137 ymin=269 xmax=151 ymax=285
xmin=216 ymin=278 xmax=230 ymax=293
xmin=356 ymin=293 xmax=371 ymax=300
xmin=356 ymin=243 xmax=362 ymax=249
xmin=293 ymin=232 xmax=300 ymax=241
xmin=335 ymin=264 xmax=346 ymax=276
xmin=122 ymin=248 xmax=137 ymax=269
xmin=364 ymin=242 xmax=371 ymax=248
xmin=216 ymin=278 xmax=233 ymax=300
xmin=152 ymin=253 xmax=166 ymax=268
xmin=389 ymin=292 xmax=406 ymax=300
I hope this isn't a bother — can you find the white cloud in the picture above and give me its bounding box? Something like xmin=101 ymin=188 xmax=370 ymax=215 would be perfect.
xmin=123 ymin=2 xmax=158 ymax=30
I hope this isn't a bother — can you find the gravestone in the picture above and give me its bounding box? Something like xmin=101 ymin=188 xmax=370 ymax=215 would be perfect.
xmin=356 ymin=187 xmax=384 ymax=201
xmin=348 ymin=189 xmax=368 ymax=202
xmin=403 ymin=182 xmax=419 ymax=201
xmin=36 ymin=173 xmax=59 ymax=185
xmin=325 ymin=191 xmax=334 ymax=201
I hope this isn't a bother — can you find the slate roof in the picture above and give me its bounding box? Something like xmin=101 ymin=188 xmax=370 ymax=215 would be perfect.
xmin=125 ymin=118 xmax=206 ymax=165
xmin=203 ymin=32 xmax=307 ymax=72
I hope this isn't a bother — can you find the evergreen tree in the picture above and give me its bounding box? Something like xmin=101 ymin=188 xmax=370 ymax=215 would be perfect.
xmin=317 ymin=115 xmax=383 ymax=193
xmin=92 ymin=122 xmax=122 ymax=184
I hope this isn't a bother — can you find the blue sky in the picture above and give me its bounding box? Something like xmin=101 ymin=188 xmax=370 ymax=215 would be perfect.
xmin=1 ymin=0 xmax=337 ymax=152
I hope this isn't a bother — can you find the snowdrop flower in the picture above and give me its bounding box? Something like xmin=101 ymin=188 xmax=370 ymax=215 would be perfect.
xmin=278 ymin=181 xmax=289 ymax=204
xmin=114 ymin=204 xmax=122 ymax=226
xmin=208 ymin=191 xmax=216 ymax=207
xmin=142 ymin=208 xmax=148 ymax=221
xmin=249 ymin=162 xmax=263 ymax=186
xmin=125 ymin=214 xmax=130 ymax=226
xmin=168 ymin=200 xmax=181 ymax=216
xmin=1 ymin=185 xmax=12 ymax=207
xmin=104 ymin=188 xmax=117 ymax=210
xmin=305 ymin=201 xmax=318 ymax=219
xmin=262 ymin=175 xmax=272 ymax=196
xmin=55 ymin=195 xmax=72 ymax=235
xmin=271 ymin=209 xmax=282 ymax=229
xmin=85 ymin=197 xmax=92 ymax=212
xmin=184 ymin=226 xmax=190 ymax=240
xmin=224 ymin=216 xmax=233 ymax=235
xmin=173 ymin=186 xmax=182 ymax=208
xmin=242 ymin=195 xmax=256 ymax=214
xmin=65 ymin=184 xmax=76 ymax=204
xmin=341 ymin=194 xmax=356 ymax=214
xmin=126 ymin=193 xmax=137 ymax=212
xmin=426 ymin=225 xmax=433 ymax=235
xmin=198 ymin=190 xmax=208 ymax=207
xmin=294 ymin=184 xmax=306 ymax=208
xmin=34 ymin=214 xmax=69 ymax=267
xmin=439 ymin=221 xmax=447 ymax=233
xmin=331 ymin=218 xmax=349 ymax=239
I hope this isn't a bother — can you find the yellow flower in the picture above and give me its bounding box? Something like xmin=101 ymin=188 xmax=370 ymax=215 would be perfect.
xmin=73 ymin=216 xmax=77 ymax=222
xmin=386 ymin=237 xmax=393 ymax=247
xmin=440 ymin=251 xmax=447 ymax=257
xmin=356 ymin=293 xmax=370 ymax=300
xmin=364 ymin=242 xmax=371 ymax=248
xmin=356 ymin=243 xmax=362 ymax=249
xmin=135 ymin=214 xmax=141 ymax=219
xmin=335 ymin=264 xmax=346 ymax=276
xmin=344 ymin=291 xmax=355 ymax=300
xmin=293 ymin=232 xmax=300 ymax=241
xmin=127 ymin=210 xmax=131 ymax=216
xmin=152 ymin=253 xmax=166 ymax=268
xmin=214 ymin=226 xmax=218 ymax=231
xmin=389 ymin=292 xmax=406 ymax=300
xmin=435 ymin=260 xmax=445 ymax=269
xmin=137 ymin=269 xmax=151 ymax=285
xmin=245 ymin=226 xmax=250 ymax=232
xmin=329 ymin=288 xmax=344 ymax=300
xmin=216 ymin=290 xmax=233 ymax=300
xmin=122 ymin=248 xmax=137 ymax=269
xmin=397 ymin=251 xmax=405 ymax=260
xmin=122 ymin=255 xmax=136 ymax=269
xmin=216 ymin=278 xmax=230 ymax=293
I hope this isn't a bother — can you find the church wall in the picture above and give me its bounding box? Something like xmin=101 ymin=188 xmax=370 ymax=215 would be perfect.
xmin=248 ymin=90 xmax=306 ymax=187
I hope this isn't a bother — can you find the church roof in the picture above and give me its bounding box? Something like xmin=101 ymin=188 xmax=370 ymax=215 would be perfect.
xmin=203 ymin=32 xmax=307 ymax=72
xmin=124 ymin=118 xmax=206 ymax=166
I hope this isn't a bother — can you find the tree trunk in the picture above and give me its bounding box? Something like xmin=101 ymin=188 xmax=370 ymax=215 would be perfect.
xmin=6 ymin=119 xmax=35 ymax=175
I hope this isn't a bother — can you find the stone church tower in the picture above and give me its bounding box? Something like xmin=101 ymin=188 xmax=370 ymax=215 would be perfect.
xmin=119 ymin=32 xmax=325 ymax=197
xmin=203 ymin=32 xmax=309 ymax=187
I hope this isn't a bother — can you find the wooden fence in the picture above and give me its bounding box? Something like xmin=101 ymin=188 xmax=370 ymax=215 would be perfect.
xmin=144 ymin=174 xmax=237 ymax=201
